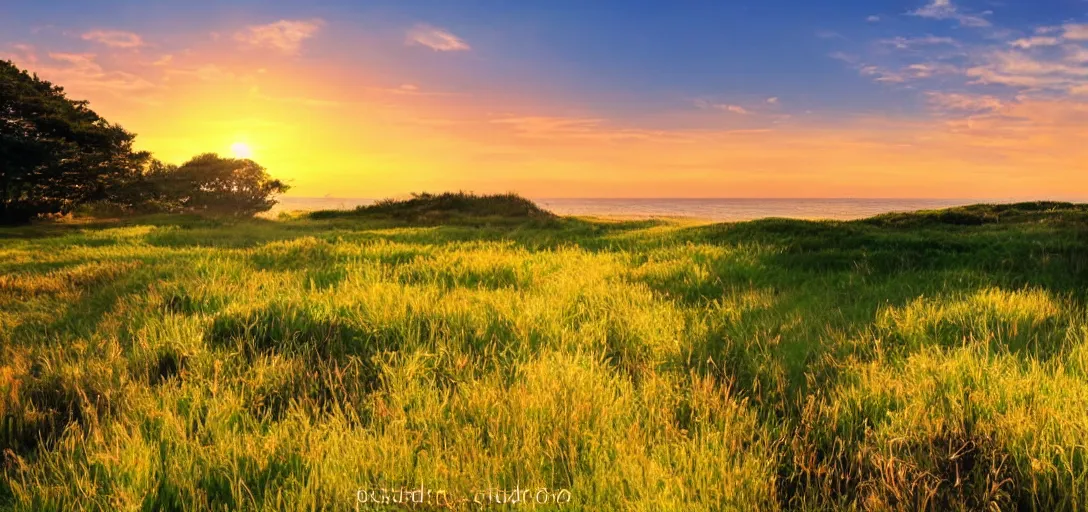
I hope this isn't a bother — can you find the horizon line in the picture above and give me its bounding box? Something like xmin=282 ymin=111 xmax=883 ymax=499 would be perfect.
xmin=278 ymin=196 xmax=1088 ymax=202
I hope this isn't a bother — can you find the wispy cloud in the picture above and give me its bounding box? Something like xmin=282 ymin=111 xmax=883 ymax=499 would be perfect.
xmin=370 ymin=83 xmax=453 ymax=97
xmin=1066 ymin=46 xmax=1088 ymax=64
xmin=878 ymin=35 xmax=958 ymax=50
xmin=1066 ymin=24 xmax=1088 ymax=41
xmin=816 ymin=30 xmax=846 ymax=40
xmin=1010 ymin=36 xmax=1060 ymax=49
xmin=829 ymin=52 xmax=860 ymax=64
xmin=967 ymin=50 xmax=1088 ymax=92
xmin=163 ymin=64 xmax=237 ymax=83
xmin=235 ymin=19 xmax=325 ymax=55
xmin=925 ymin=91 xmax=1004 ymax=112
xmin=910 ymin=0 xmax=990 ymax=28
xmin=8 ymin=51 xmax=158 ymax=96
xmin=406 ymin=24 xmax=471 ymax=51
xmin=5 ymin=43 xmax=38 ymax=65
xmin=905 ymin=62 xmax=959 ymax=78
xmin=694 ymin=99 xmax=752 ymax=114
xmin=860 ymin=65 xmax=907 ymax=83
xmin=81 ymin=30 xmax=145 ymax=49
xmin=837 ymin=1 xmax=1088 ymax=100
xmin=867 ymin=15 xmax=882 ymax=23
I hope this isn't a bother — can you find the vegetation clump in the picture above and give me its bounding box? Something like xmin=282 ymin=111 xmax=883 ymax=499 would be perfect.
xmin=308 ymin=192 xmax=556 ymax=223
xmin=0 ymin=60 xmax=288 ymax=224
xmin=865 ymin=201 xmax=1088 ymax=227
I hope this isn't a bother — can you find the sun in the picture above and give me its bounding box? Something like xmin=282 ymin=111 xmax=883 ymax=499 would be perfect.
xmin=230 ymin=142 xmax=253 ymax=159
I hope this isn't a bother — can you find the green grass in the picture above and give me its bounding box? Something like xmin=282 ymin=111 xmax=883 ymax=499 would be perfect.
xmin=1 ymin=200 xmax=1087 ymax=511
xmin=305 ymin=192 xmax=556 ymax=223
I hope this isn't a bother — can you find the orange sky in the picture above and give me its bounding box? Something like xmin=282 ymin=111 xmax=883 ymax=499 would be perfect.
xmin=3 ymin=15 xmax=1087 ymax=199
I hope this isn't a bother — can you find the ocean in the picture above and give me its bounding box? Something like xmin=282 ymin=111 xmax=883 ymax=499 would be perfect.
xmin=272 ymin=197 xmax=988 ymax=222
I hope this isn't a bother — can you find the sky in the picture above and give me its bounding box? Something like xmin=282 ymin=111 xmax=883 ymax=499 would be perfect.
xmin=2 ymin=0 xmax=1087 ymax=199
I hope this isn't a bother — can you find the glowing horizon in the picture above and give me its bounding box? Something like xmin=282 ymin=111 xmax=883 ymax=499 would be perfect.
xmin=3 ymin=1 xmax=1086 ymax=200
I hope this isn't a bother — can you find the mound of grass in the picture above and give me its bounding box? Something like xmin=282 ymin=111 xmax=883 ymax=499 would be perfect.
xmin=308 ymin=192 xmax=556 ymax=223
xmin=865 ymin=201 xmax=1088 ymax=227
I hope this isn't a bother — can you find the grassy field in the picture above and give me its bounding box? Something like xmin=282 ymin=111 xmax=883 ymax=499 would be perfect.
xmin=2 ymin=198 xmax=1087 ymax=511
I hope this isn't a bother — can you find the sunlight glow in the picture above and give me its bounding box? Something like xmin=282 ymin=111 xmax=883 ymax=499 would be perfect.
xmin=231 ymin=142 xmax=253 ymax=159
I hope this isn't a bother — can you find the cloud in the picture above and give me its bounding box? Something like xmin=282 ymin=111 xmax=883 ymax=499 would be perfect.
xmin=767 ymin=97 xmax=779 ymax=105
xmin=860 ymin=65 xmax=907 ymax=83
xmin=910 ymin=0 xmax=991 ymax=28
xmin=926 ymin=92 xmax=1004 ymax=112
xmin=905 ymin=62 xmax=959 ymax=78
xmin=816 ymin=30 xmax=846 ymax=40
xmin=235 ymin=19 xmax=325 ymax=55
xmin=81 ymin=30 xmax=145 ymax=49
xmin=5 ymin=43 xmax=38 ymax=65
xmin=360 ymin=83 xmax=457 ymax=98
xmin=879 ymin=35 xmax=958 ymax=49
xmin=839 ymin=37 xmax=966 ymax=85
xmin=406 ymin=24 xmax=471 ymax=51
xmin=838 ymin=5 xmax=1088 ymax=103
xmin=964 ymin=50 xmax=1088 ymax=94
xmin=694 ymin=99 xmax=752 ymax=114
xmin=829 ymin=52 xmax=859 ymax=64
xmin=38 ymin=52 xmax=155 ymax=94
xmin=1065 ymin=24 xmax=1088 ymax=41
xmin=1010 ymin=36 xmax=1060 ymax=49
xmin=488 ymin=116 xmax=683 ymax=145
xmin=867 ymin=15 xmax=882 ymax=23
xmin=1065 ymin=46 xmax=1088 ymax=64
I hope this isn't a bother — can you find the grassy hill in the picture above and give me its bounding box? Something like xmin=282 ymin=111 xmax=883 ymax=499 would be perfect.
xmin=1 ymin=199 xmax=1087 ymax=510
xmin=306 ymin=192 xmax=557 ymax=223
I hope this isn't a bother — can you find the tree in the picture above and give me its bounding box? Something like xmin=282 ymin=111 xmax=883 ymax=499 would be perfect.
xmin=0 ymin=60 xmax=149 ymax=223
xmin=166 ymin=153 xmax=289 ymax=216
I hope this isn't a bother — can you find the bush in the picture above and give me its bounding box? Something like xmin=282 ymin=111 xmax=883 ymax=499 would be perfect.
xmin=309 ymin=192 xmax=554 ymax=222
xmin=165 ymin=154 xmax=289 ymax=216
xmin=93 ymin=154 xmax=289 ymax=218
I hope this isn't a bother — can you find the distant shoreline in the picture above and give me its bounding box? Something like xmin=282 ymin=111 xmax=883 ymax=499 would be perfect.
xmin=271 ymin=197 xmax=1087 ymax=222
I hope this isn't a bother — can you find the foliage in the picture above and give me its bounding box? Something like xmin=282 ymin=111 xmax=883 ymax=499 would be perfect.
xmin=1 ymin=60 xmax=288 ymax=222
xmin=2 ymin=202 xmax=1088 ymax=510
xmin=309 ymin=192 xmax=555 ymax=223
xmin=152 ymin=153 xmax=289 ymax=216
xmin=0 ymin=60 xmax=149 ymax=224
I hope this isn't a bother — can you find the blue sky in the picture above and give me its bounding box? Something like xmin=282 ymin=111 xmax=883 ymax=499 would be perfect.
xmin=2 ymin=0 xmax=1087 ymax=198
xmin=6 ymin=0 xmax=1083 ymax=110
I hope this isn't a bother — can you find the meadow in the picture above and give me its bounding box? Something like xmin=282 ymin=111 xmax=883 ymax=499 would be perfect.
xmin=1 ymin=196 xmax=1087 ymax=511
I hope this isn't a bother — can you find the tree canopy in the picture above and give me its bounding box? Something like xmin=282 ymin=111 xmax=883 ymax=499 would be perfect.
xmin=1 ymin=60 xmax=149 ymax=223
xmin=146 ymin=154 xmax=289 ymax=216
xmin=0 ymin=60 xmax=289 ymax=223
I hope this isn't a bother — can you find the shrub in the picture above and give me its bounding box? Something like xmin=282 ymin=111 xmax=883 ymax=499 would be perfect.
xmin=309 ymin=192 xmax=555 ymax=222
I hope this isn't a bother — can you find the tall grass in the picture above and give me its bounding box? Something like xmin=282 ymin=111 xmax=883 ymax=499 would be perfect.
xmin=1 ymin=201 xmax=1087 ymax=510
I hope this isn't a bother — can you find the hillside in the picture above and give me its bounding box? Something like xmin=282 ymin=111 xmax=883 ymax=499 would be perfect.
xmin=1 ymin=201 xmax=1087 ymax=510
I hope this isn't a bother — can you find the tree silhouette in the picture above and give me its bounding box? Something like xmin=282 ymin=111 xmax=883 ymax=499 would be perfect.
xmin=167 ymin=153 xmax=289 ymax=216
xmin=0 ymin=60 xmax=149 ymax=223
xmin=1 ymin=60 xmax=290 ymax=222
